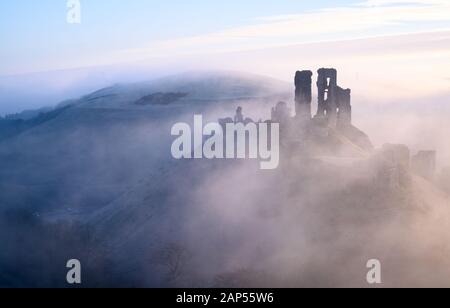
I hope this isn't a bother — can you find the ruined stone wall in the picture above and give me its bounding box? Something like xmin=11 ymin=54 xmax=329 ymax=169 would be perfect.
xmin=295 ymin=70 xmax=313 ymax=120
xmin=313 ymin=68 xmax=352 ymax=128
xmin=336 ymin=87 xmax=352 ymax=127
xmin=316 ymin=68 xmax=338 ymax=127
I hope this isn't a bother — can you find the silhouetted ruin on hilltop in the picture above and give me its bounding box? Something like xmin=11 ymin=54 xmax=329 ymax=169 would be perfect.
xmin=221 ymin=68 xmax=437 ymax=180
xmin=277 ymin=68 xmax=373 ymax=156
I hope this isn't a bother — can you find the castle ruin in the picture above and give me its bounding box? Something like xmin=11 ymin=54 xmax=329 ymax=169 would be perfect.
xmin=295 ymin=68 xmax=352 ymax=128
xmin=221 ymin=68 xmax=437 ymax=178
xmin=225 ymin=68 xmax=374 ymax=158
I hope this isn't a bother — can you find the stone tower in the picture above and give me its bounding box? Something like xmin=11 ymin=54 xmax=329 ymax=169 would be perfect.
xmin=295 ymin=70 xmax=313 ymax=120
xmin=336 ymin=87 xmax=352 ymax=127
xmin=316 ymin=68 xmax=338 ymax=127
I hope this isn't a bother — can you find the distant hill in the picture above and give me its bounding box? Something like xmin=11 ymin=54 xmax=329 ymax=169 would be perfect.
xmin=0 ymin=71 xmax=291 ymax=142
xmin=70 ymin=70 xmax=290 ymax=109
xmin=0 ymin=71 xmax=291 ymax=212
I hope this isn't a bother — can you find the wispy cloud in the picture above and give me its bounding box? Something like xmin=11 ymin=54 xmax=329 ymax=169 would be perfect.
xmin=357 ymin=0 xmax=444 ymax=7
xmin=116 ymin=0 xmax=450 ymax=61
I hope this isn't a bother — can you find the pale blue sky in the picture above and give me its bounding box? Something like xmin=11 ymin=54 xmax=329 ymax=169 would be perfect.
xmin=1 ymin=0 xmax=449 ymax=75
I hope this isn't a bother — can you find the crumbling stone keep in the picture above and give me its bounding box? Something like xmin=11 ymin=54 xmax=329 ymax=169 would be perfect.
xmin=308 ymin=68 xmax=352 ymax=128
xmin=316 ymin=68 xmax=338 ymax=122
xmin=295 ymin=70 xmax=313 ymax=120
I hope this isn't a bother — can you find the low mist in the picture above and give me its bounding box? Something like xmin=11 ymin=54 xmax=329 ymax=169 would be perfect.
xmin=0 ymin=69 xmax=449 ymax=287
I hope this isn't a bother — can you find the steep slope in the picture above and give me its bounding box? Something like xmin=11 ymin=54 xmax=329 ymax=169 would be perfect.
xmin=0 ymin=71 xmax=290 ymax=215
xmin=82 ymin=149 xmax=450 ymax=288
